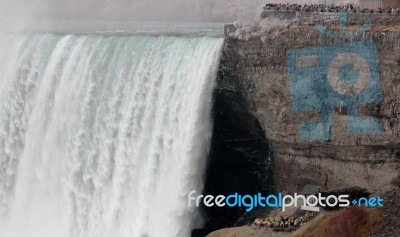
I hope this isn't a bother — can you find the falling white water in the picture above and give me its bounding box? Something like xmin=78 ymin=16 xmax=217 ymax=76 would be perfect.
xmin=0 ymin=32 xmax=223 ymax=237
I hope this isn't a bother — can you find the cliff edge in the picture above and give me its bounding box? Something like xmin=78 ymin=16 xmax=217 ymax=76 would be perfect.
xmin=205 ymin=11 xmax=400 ymax=236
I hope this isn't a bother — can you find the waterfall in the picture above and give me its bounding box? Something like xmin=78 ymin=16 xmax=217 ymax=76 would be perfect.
xmin=0 ymin=32 xmax=223 ymax=237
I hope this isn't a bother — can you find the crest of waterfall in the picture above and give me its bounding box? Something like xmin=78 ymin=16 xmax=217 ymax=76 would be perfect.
xmin=0 ymin=32 xmax=223 ymax=237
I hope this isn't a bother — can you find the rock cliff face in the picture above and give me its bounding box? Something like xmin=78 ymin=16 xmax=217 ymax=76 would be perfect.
xmin=215 ymin=13 xmax=400 ymax=199
xmin=201 ymin=76 xmax=271 ymax=231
